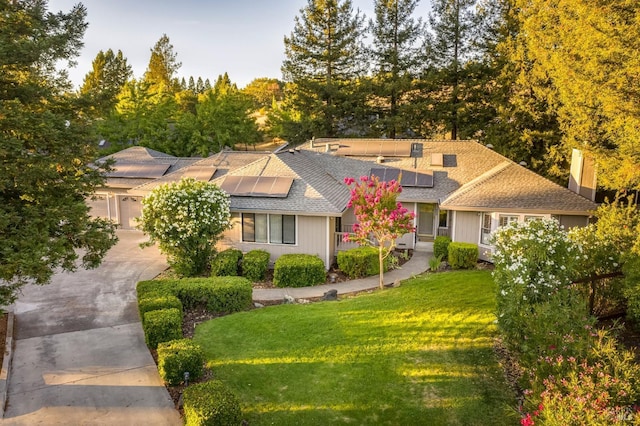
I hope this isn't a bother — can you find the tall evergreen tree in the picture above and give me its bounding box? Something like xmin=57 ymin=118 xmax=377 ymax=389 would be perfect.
xmin=0 ymin=0 xmax=117 ymax=305
xmin=483 ymin=0 xmax=565 ymax=182
xmin=369 ymin=0 xmax=424 ymax=138
xmin=143 ymin=33 xmax=182 ymax=94
xmin=195 ymin=76 xmax=204 ymax=94
xmin=509 ymin=0 xmax=640 ymax=191
xmin=422 ymin=0 xmax=492 ymax=139
xmin=80 ymin=49 xmax=132 ymax=117
xmin=282 ymin=0 xmax=367 ymax=137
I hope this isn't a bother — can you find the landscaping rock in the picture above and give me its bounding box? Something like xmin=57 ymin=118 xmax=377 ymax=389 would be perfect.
xmin=297 ymin=298 xmax=311 ymax=304
xmin=284 ymin=295 xmax=296 ymax=304
xmin=254 ymin=302 xmax=265 ymax=308
xmin=322 ymin=289 xmax=338 ymax=301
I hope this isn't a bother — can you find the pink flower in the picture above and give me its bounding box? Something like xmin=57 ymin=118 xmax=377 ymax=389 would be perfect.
xmin=521 ymin=413 xmax=535 ymax=426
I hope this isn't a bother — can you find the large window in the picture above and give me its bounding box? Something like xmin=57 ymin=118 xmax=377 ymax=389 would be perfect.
xmin=481 ymin=213 xmax=493 ymax=245
xmin=242 ymin=213 xmax=296 ymax=244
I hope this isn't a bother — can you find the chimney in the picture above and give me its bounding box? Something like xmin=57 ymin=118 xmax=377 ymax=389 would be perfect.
xmin=568 ymin=149 xmax=596 ymax=201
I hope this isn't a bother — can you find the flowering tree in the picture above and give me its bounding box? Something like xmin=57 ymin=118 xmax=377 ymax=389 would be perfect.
xmin=343 ymin=175 xmax=415 ymax=289
xmin=138 ymin=178 xmax=231 ymax=277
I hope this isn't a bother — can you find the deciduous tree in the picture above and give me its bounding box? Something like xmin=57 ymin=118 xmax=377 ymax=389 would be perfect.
xmin=0 ymin=0 xmax=118 ymax=305
xmin=343 ymin=175 xmax=415 ymax=289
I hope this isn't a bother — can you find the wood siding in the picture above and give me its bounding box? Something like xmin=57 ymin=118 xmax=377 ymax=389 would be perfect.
xmin=453 ymin=211 xmax=480 ymax=245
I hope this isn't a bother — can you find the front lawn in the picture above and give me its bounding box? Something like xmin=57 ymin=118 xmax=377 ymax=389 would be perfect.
xmin=193 ymin=270 xmax=516 ymax=425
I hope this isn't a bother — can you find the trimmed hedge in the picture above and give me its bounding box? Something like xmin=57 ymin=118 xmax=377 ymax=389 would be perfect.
xmin=183 ymin=380 xmax=242 ymax=426
xmin=433 ymin=236 xmax=451 ymax=260
xmin=211 ymin=248 xmax=243 ymax=277
xmin=157 ymin=339 xmax=205 ymax=386
xmin=273 ymin=254 xmax=326 ymax=288
xmin=242 ymin=249 xmax=270 ymax=282
xmin=143 ymin=308 xmax=183 ymax=349
xmin=337 ymin=246 xmax=386 ymax=279
xmin=175 ymin=277 xmax=252 ymax=313
xmin=138 ymin=295 xmax=183 ymax=321
xmin=448 ymin=242 xmax=478 ymax=269
xmin=137 ymin=279 xmax=178 ymax=299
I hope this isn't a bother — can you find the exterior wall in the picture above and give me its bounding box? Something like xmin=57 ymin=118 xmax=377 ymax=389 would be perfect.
xmin=452 ymin=210 xmax=590 ymax=262
xmin=219 ymin=213 xmax=331 ymax=269
xmin=557 ymin=215 xmax=590 ymax=229
xmin=452 ymin=211 xmax=481 ymax=245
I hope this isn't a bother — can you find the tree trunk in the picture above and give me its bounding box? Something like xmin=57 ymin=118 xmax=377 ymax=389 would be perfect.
xmin=379 ymin=245 xmax=384 ymax=289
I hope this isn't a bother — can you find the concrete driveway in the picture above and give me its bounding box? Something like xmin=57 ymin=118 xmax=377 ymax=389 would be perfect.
xmin=3 ymin=231 xmax=182 ymax=425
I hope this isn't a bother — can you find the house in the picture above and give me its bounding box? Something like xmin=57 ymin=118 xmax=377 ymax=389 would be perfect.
xmin=90 ymin=139 xmax=597 ymax=268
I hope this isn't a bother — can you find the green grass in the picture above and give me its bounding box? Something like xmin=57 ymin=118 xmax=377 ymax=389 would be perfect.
xmin=193 ymin=270 xmax=516 ymax=425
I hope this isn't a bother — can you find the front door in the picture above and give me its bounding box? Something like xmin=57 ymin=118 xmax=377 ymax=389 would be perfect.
xmin=417 ymin=203 xmax=435 ymax=242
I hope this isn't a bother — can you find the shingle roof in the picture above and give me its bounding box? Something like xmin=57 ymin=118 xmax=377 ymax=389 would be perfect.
xmin=440 ymin=161 xmax=597 ymax=214
xmin=101 ymin=140 xmax=598 ymax=216
xmin=212 ymin=150 xmax=351 ymax=215
xmin=130 ymin=150 xmax=269 ymax=194
xmin=301 ymin=138 xmax=597 ymax=214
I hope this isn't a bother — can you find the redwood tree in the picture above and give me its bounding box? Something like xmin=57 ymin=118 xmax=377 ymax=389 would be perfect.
xmin=344 ymin=175 xmax=415 ymax=289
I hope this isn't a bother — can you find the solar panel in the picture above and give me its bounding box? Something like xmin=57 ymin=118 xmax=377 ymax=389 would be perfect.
xmin=370 ymin=168 xmax=433 ymax=188
xmin=182 ymin=166 xmax=216 ymax=181
xmin=335 ymin=141 xmax=412 ymax=157
xmin=107 ymin=163 xmax=170 ymax=178
xmin=220 ymin=176 xmax=294 ymax=198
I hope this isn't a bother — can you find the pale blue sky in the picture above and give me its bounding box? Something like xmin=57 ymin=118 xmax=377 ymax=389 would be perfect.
xmin=48 ymin=0 xmax=432 ymax=89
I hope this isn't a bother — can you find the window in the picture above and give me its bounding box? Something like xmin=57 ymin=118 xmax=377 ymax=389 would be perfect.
xmin=438 ymin=209 xmax=449 ymax=228
xmin=242 ymin=213 xmax=296 ymax=244
xmin=481 ymin=213 xmax=492 ymax=245
xmin=525 ymin=215 xmax=544 ymax=222
xmin=499 ymin=215 xmax=519 ymax=227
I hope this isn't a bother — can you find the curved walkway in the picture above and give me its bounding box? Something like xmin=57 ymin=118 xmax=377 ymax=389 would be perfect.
xmin=252 ymin=247 xmax=432 ymax=302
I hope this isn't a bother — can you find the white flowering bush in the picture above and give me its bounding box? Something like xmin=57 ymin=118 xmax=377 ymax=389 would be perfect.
xmin=490 ymin=219 xmax=586 ymax=352
xmin=138 ymin=178 xmax=231 ymax=277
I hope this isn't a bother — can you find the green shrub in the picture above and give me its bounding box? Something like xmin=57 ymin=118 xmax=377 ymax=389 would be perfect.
xmin=623 ymin=256 xmax=640 ymax=326
xmin=241 ymin=249 xmax=270 ymax=282
xmin=337 ymin=246 xmax=384 ymax=279
xmin=138 ymin=295 xmax=183 ymax=322
xmin=175 ymin=277 xmax=252 ymax=313
xmin=211 ymin=248 xmax=243 ymax=277
xmin=429 ymin=254 xmax=443 ymax=272
xmin=157 ymin=339 xmax=205 ymax=386
xmin=433 ymin=236 xmax=451 ymax=260
xmin=447 ymin=242 xmax=478 ymax=269
xmin=142 ymin=308 xmax=182 ymax=349
xmin=136 ymin=279 xmax=178 ymax=299
xmin=183 ymin=380 xmax=242 ymax=426
xmin=273 ymin=254 xmax=326 ymax=288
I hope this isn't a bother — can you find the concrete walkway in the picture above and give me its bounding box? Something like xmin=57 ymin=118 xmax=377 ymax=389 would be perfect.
xmin=253 ymin=246 xmax=432 ymax=302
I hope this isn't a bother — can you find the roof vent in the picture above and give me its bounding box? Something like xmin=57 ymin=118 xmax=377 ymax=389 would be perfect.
xmin=431 ymin=153 xmax=444 ymax=167
xmin=289 ymin=149 xmax=295 ymax=154
xmin=376 ymin=155 xmax=385 ymax=164
xmin=486 ymin=144 xmax=494 ymax=149
xmin=519 ymin=161 xmax=528 ymax=167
